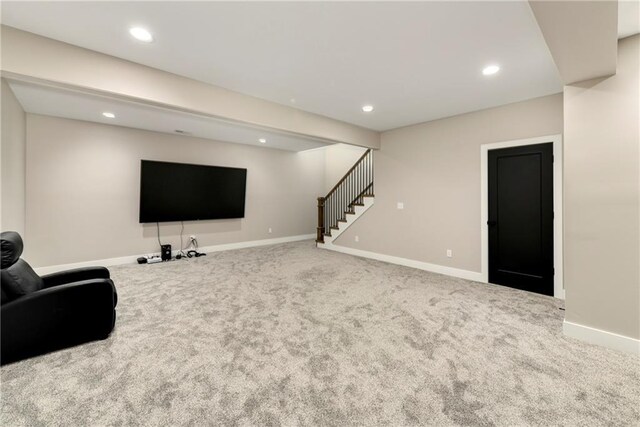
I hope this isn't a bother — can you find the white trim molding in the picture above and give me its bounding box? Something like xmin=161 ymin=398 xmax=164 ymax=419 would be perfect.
xmin=34 ymin=234 xmax=315 ymax=275
xmin=199 ymin=233 xmax=315 ymax=253
xmin=563 ymin=320 xmax=640 ymax=356
xmin=480 ymin=134 xmax=564 ymax=299
xmin=318 ymin=243 xmax=483 ymax=282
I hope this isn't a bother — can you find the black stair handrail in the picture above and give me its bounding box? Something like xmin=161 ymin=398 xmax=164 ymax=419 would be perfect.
xmin=317 ymin=149 xmax=374 ymax=243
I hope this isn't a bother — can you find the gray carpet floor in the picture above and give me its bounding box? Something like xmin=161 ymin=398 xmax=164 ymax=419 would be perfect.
xmin=1 ymin=241 xmax=639 ymax=426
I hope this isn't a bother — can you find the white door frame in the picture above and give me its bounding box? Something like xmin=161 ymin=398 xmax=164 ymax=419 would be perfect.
xmin=480 ymin=134 xmax=564 ymax=299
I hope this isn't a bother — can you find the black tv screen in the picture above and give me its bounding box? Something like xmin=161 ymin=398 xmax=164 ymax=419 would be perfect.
xmin=139 ymin=160 xmax=246 ymax=223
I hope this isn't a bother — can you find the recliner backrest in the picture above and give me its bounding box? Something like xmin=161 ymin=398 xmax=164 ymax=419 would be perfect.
xmin=1 ymin=232 xmax=43 ymax=304
xmin=1 ymin=231 xmax=23 ymax=269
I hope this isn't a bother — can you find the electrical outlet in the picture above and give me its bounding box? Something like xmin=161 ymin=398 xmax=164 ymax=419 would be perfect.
xmin=397 ymin=202 xmax=404 ymax=210
xmin=447 ymin=249 xmax=453 ymax=258
xmin=268 ymin=228 xmax=272 ymax=234
xmin=355 ymin=235 xmax=359 ymax=242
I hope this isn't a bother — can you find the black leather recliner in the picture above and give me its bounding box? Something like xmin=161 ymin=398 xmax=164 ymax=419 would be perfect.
xmin=1 ymin=231 xmax=117 ymax=365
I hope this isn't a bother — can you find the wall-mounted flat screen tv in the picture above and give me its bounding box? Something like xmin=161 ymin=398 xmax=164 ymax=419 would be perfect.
xmin=139 ymin=160 xmax=247 ymax=223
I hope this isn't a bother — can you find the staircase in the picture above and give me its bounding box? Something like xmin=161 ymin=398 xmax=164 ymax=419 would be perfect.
xmin=316 ymin=149 xmax=374 ymax=246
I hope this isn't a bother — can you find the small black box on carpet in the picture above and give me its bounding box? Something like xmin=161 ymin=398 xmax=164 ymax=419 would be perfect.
xmin=161 ymin=244 xmax=172 ymax=261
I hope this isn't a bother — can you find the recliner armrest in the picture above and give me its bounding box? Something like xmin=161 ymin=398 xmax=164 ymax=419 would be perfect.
xmin=41 ymin=266 xmax=110 ymax=288
xmin=1 ymin=278 xmax=117 ymax=364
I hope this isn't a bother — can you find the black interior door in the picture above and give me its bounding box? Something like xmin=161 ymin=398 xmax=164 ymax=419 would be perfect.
xmin=488 ymin=143 xmax=554 ymax=296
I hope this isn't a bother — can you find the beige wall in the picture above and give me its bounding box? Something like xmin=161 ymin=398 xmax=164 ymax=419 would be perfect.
xmin=1 ymin=79 xmax=26 ymax=235
xmin=563 ymin=35 xmax=640 ymax=340
xmin=1 ymin=26 xmax=380 ymax=149
xmin=333 ymin=93 xmax=563 ymax=273
xmin=528 ymin=0 xmax=618 ymax=84
xmin=24 ymin=114 xmax=326 ymax=267
xmin=323 ymin=144 xmax=367 ymax=194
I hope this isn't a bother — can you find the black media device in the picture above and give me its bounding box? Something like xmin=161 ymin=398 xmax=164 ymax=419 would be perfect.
xmin=161 ymin=244 xmax=172 ymax=261
xmin=139 ymin=160 xmax=247 ymax=223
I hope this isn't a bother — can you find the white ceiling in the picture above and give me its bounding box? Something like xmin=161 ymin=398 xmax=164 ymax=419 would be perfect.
xmin=8 ymin=80 xmax=331 ymax=152
xmin=1 ymin=1 xmax=564 ymax=131
xmin=619 ymin=0 xmax=640 ymax=39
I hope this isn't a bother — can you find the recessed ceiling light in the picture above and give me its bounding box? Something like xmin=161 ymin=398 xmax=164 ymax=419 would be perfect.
xmin=129 ymin=27 xmax=153 ymax=42
xmin=259 ymin=138 xmax=267 ymax=144
xmin=482 ymin=65 xmax=500 ymax=76
xmin=362 ymin=105 xmax=374 ymax=113
xmin=102 ymin=112 xmax=115 ymax=118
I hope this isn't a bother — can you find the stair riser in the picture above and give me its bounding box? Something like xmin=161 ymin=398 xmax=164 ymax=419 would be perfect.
xmin=323 ymin=197 xmax=374 ymax=244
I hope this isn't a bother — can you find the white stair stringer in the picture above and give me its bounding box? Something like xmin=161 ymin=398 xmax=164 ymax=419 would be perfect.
xmin=317 ymin=196 xmax=374 ymax=247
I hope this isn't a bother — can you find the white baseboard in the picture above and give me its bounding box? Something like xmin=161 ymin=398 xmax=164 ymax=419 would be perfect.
xmin=318 ymin=243 xmax=483 ymax=282
xmin=563 ymin=320 xmax=640 ymax=355
xmin=34 ymin=234 xmax=315 ymax=275
xmin=35 ymin=254 xmax=143 ymax=275
xmin=198 ymin=234 xmax=315 ymax=253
